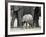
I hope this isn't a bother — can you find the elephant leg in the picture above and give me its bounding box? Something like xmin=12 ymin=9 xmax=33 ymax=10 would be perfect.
xmin=11 ymin=16 xmax=16 ymax=28
xmin=29 ymin=23 xmax=31 ymax=28
xmin=21 ymin=22 xmax=24 ymax=28
xmin=26 ymin=22 xmax=27 ymax=29
xmin=34 ymin=15 xmax=39 ymax=27
xmin=35 ymin=19 xmax=39 ymax=27
xmin=29 ymin=22 xmax=33 ymax=28
xmin=29 ymin=24 xmax=31 ymax=28
xmin=35 ymin=17 xmax=39 ymax=27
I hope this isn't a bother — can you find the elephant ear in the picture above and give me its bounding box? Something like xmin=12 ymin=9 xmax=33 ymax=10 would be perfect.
xmin=14 ymin=6 xmax=20 ymax=11
xmin=14 ymin=6 xmax=23 ymax=11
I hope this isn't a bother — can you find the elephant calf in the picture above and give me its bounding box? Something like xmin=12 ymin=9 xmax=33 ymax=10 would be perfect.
xmin=22 ymin=14 xmax=33 ymax=28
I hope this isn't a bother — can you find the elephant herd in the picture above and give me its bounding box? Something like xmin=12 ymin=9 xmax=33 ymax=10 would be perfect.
xmin=11 ymin=6 xmax=41 ymax=28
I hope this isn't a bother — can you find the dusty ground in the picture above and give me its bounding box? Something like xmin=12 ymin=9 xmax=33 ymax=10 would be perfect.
xmin=9 ymin=17 xmax=42 ymax=35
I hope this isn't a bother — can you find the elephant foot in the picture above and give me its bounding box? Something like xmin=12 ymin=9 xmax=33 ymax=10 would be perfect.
xmin=11 ymin=26 xmax=14 ymax=28
xmin=35 ymin=25 xmax=40 ymax=27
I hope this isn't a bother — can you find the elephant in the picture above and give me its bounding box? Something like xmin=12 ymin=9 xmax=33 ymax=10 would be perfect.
xmin=10 ymin=6 xmax=41 ymax=28
xmin=22 ymin=14 xmax=33 ymax=28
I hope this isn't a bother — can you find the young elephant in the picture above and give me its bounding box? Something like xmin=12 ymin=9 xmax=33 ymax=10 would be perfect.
xmin=22 ymin=14 xmax=33 ymax=28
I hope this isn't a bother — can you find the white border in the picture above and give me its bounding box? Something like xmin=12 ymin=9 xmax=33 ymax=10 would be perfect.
xmin=8 ymin=2 xmax=43 ymax=35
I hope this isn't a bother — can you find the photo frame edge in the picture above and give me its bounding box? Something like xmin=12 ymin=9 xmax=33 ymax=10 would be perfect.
xmin=5 ymin=1 xmax=45 ymax=37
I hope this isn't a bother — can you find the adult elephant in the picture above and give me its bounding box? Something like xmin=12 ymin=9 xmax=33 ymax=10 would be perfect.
xmin=11 ymin=6 xmax=23 ymax=28
xmin=22 ymin=14 xmax=33 ymax=28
